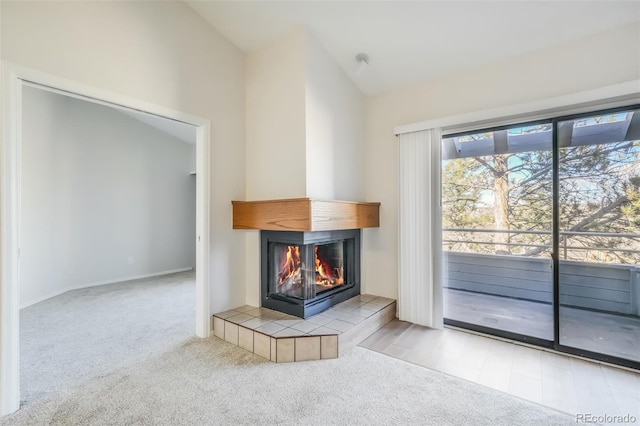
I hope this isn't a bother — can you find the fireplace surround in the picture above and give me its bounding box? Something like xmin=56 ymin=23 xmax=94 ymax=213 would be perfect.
xmin=261 ymin=229 xmax=361 ymax=318
xmin=232 ymin=198 xmax=379 ymax=318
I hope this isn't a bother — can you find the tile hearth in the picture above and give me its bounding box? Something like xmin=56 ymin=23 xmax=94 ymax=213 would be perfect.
xmin=212 ymin=295 xmax=396 ymax=363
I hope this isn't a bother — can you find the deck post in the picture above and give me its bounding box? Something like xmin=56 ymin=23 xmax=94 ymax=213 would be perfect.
xmin=631 ymin=267 xmax=640 ymax=316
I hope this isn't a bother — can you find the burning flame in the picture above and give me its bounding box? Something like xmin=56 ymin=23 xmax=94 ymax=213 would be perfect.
xmin=276 ymin=245 xmax=344 ymax=289
xmin=277 ymin=246 xmax=301 ymax=288
xmin=315 ymin=246 xmax=344 ymax=287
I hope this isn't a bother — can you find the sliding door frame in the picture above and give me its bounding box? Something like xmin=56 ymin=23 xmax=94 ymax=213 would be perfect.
xmin=441 ymin=103 xmax=640 ymax=371
xmin=551 ymin=104 xmax=640 ymax=370
xmin=442 ymin=116 xmax=556 ymax=349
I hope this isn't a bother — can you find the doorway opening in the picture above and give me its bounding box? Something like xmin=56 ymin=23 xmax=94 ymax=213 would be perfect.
xmin=19 ymin=85 xmax=199 ymax=404
xmin=1 ymin=65 xmax=211 ymax=415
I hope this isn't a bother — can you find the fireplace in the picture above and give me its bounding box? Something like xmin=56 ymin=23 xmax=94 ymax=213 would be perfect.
xmin=261 ymin=229 xmax=361 ymax=318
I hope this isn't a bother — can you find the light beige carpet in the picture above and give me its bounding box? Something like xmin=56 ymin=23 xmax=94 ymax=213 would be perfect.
xmin=19 ymin=271 xmax=196 ymax=405
xmin=2 ymin=336 xmax=575 ymax=425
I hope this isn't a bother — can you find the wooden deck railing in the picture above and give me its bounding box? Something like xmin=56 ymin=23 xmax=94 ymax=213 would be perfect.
xmin=443 ymin=251 xmax=640 ymax=316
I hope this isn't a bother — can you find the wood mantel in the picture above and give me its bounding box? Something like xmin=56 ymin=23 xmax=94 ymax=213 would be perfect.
xmin=232 ymin=198 xmax=380 ymax=231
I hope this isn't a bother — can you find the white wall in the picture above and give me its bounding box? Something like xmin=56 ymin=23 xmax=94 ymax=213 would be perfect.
xmin=244 ymin=28 xmax=366 ymax=202
xmin=305 ymin=32 xmax=365 ymax=201
xmin=363 ymin=22 xmax=640 ymax=299
xmin=1 ymin=1 xmax=246 ymax=312
xmin=245 ymin=29 xmax=307 ymax=200
xmin=20 ymin=87 xmax=196 ymax=308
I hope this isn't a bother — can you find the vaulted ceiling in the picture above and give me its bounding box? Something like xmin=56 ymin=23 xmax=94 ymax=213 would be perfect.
xmin=187 ymin=1 xmax=640 ymax=95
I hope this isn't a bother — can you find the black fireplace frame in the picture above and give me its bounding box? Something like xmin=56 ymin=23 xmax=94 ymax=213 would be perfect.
xmin=260 ymin=229 xmax=361 ymax=318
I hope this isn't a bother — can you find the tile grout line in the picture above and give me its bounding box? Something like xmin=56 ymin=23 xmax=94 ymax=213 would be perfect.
xmin=214 ymin=299 xmax=395 ymax=362
xmin=600 ymin=364 xmax=626 ymax=415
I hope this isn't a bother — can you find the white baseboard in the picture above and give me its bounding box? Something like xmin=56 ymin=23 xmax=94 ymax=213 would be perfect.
xmin=20 ymin=267 xmax=194 ymax=309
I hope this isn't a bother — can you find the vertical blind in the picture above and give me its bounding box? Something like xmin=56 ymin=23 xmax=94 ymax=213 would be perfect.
xmin=397 ymin=129 xmax=443 ymax=328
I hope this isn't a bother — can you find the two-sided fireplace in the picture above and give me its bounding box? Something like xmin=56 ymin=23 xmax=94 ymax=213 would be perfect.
xmin=232 ymin=198 xmax=379 ymax=319
xmin=261 ymin=229 xmax=360 ymax=319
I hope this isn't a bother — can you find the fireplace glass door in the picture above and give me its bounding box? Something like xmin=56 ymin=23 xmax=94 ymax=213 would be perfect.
xmin=270 ymin=241 xmax=346 ymax=301
xmin=261 ymin=229 xmax=360 ymax=318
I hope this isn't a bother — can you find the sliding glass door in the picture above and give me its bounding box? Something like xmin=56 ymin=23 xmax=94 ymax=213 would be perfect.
xmin=442 ymin=105 xmax=640 ymax=368
xmin=557 ymin=108 xmax=640 ymax=365
xmin=441 ymin=123 xmax=554 ymax=342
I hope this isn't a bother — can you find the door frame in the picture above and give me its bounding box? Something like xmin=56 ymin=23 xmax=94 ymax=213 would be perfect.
xmin=440 ymin=103 xmax=640 ymax=371
xmin=551 ymin=104 xmax=640 ymax=370
xmin=1 ymin=62 xmax=211 ymax=415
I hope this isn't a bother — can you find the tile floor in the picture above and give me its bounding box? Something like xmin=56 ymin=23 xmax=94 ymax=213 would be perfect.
xmin=361 ymin=320 xmax=640 ymax=421
xmin=212 ymin=294 xmax=395 ymax=362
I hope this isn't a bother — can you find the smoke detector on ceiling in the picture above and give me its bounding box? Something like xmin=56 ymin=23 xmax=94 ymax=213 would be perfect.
xmin=354 ymin=53 xmax=369 ymax=76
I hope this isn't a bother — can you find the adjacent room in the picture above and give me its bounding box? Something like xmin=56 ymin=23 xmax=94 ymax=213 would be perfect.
xmin=19 ymin=85 xmax=197 ymax=404
xmin=1 ymin=1 xmax=639 ymax=424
